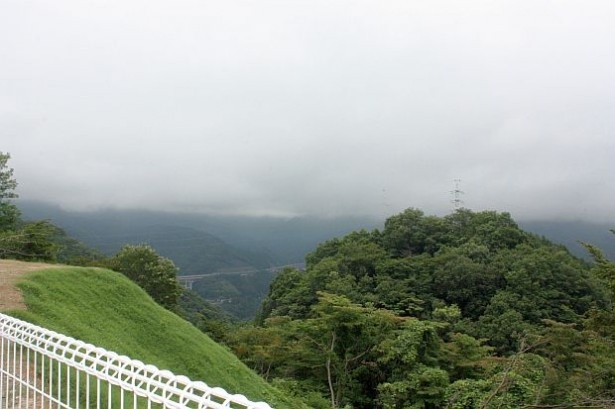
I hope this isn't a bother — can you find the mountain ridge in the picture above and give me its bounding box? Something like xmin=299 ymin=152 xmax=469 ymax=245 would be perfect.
xmin=19 ymin=200 xmax=615 ymax=263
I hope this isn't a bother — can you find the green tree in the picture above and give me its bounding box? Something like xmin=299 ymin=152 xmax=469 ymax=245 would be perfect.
xmin=229 ymin=319 xmax=295 ymax=380
xmin=584 ymin=235 xmax=615 ymax=299
xmin=107 ymin=244 xmax=182 ymax=310
xmin=0 ymin=152 xmax=20 ymax=230
xmin=2 ymin=220 xmax=59 ymax=260
xmin=431 ymin=247 xmax=503 ymax=319
xmin=256 ymin=266 xmax=314 ymax=322
xmin=475 ymin=291 xmax=533 ymax=354
xmin=444 ymin=209 xmax=527 ymax=251
xmin=381 ymin=208 xmax=452 ymax=257
xmin=499 ymin=244 xmax=600 ymax=324
xmin=0 ymin=152 xmax=59 ymax=261
xmin=376 ymin=319 xmax=449 ymax=409
xmin=287 ymin=293 xmax=399 ymax=408
xmin=575 ymin=234 xmax=615 ymax=404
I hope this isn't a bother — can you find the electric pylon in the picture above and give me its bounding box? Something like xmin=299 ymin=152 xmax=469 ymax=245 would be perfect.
xmin=451 ymin=179 xmax=464 ymax=210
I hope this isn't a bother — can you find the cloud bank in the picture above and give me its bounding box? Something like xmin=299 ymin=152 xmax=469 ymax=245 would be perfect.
xmin=2 ymin=0 xmax=614 ymax=220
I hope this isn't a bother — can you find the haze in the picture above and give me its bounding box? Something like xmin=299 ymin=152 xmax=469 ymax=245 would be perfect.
xmin=1 ymin=0 xmax=614 ymax=221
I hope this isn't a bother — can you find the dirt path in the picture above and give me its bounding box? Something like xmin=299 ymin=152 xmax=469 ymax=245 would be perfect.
xmin=0 ymin=260 xmax=68 ymax=408
xmin=0 ymin=259 xmax=62 ymax=311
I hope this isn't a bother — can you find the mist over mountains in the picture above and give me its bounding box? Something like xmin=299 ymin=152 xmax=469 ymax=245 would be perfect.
xmin=20 ymin=201 xmax=615 ymax=268
xmin=18 ymin=201 xmax=383 ymax=273
xmin=519 ymin=219 xmax=615 ymax=261
xmin=17 ymin=200 xmax=614 ymax=320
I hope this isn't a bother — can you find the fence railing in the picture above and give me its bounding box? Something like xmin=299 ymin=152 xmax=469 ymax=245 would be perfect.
xmin=0 ymin=313 xmax=273 ymax=409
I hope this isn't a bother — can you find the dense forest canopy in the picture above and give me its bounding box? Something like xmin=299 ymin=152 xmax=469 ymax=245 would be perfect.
xmin=227 ymin=208 xmax=615 ymax=408
xmin=260 ymin=209 xmax=603 ymax=328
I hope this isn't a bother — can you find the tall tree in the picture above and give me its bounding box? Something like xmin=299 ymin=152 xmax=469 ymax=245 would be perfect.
xmin=0 ymin=152 xmax=20 ymax=230
xmin=286 ymin=293 xmax=399 ymax=408
xmin=376 ymin=318 xmax=450 ymax=409
xmin=0 ymin=152 xmax=58 ymax=260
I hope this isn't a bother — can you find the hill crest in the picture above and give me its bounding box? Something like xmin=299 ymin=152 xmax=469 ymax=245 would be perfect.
xmin=2 ymin=261 xmax=301 ymax=408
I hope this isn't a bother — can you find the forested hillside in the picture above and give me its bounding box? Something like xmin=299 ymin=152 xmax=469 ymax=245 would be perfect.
xmin=226 ymin=208 xmax=615 ymax=408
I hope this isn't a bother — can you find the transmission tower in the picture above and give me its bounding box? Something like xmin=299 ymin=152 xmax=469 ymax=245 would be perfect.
xmin=451 ymin=179 xmax=464 ymax=210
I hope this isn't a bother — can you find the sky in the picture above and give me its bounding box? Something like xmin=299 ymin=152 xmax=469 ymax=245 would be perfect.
xmin=1 ymin=0 xmax=614 ymax=221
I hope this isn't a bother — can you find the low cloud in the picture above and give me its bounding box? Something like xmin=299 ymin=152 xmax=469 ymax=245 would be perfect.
xmin=2 ymin=0 xmax=614 ymax=221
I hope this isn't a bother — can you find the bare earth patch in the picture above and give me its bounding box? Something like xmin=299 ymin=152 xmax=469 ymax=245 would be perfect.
xmin=0 ymin=259 xmax=63 ymax=311
xmin=0 ymin=260 xmax=69 ymax=408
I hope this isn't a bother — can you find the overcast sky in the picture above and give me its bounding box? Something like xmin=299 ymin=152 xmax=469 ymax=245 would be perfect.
xmin=1 ymin=0 xmax=614 ymax=221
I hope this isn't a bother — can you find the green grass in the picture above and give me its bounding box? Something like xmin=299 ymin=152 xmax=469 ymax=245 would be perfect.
xmin=9 ymin=266 xmax=305 ymax=408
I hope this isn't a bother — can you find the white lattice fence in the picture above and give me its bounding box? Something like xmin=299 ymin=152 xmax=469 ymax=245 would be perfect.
xmin=0 ymin=313 xmax=273 ymax=409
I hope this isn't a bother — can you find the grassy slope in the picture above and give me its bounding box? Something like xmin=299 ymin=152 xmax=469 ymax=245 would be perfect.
xmin=9 ymin=266 xmax=304 ymax=409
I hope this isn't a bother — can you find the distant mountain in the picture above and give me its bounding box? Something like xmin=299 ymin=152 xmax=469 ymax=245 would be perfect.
xmin=520 ymin=220 xmax=615 ymax=260
xmin=18 ymin=201 xmax=382 ymax=265
xmin=20 ymin=201 xmax=615 ymax=264
xmin=90 ymin=224 xmax=275 ymax=274
xmin=18 ymin=201 xmax=275 ymax=274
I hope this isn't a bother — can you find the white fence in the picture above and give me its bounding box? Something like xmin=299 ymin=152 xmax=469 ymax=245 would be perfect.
xmin=0 ymin=313 xmax=273 ymax=409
